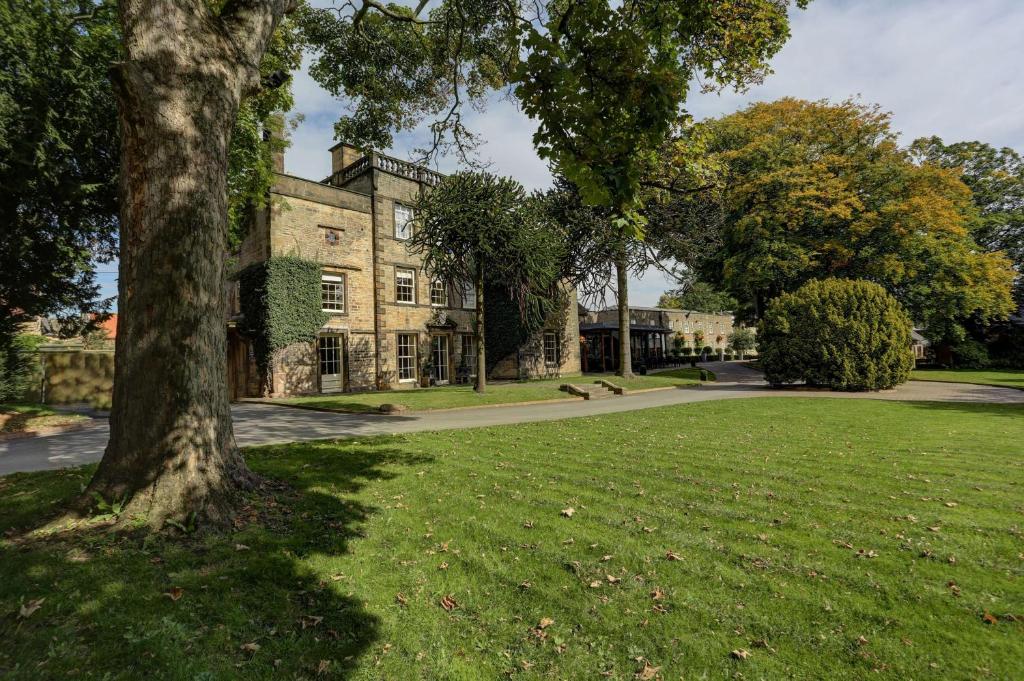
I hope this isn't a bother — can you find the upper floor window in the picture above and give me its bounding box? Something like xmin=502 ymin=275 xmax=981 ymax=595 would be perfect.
xmin=396 ymin=268 xmax=415 ymax=304
xmin=462 ymin=281 xmax=476 ymax=309
xmin=321 ymin=274 xmax=345 ymax=312
xmin=430 ymin=280 xmax=448 ymax=307
xmin=543 ymin=331 xmax=559 ymax=366
xmin=394 ymin=203 xmax=414 ymax=240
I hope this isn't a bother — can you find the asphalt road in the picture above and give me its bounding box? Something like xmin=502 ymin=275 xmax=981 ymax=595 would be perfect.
xmin=2 ymin=363 xmax=1021 ymax=476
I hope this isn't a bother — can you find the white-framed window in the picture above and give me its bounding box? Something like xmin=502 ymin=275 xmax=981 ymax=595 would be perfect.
xmin=397 ymin=333 xmax=417 ymax=382
xmin=430 ymin=280 xmax=448 ymax=307
xmin=321 ymin=274 xmax=345 ymax=312
xmin=394 ymin=203 xmax=414 ymax=240
xmin=462 ymin=281 xmax=476 ymax=309
xmin=396 ymin=268 xmax=415 ymax=304
xmin=543 ymin=331 xmax=559 ymax=366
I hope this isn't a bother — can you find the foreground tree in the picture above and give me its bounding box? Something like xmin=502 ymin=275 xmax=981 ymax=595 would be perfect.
xmin=691 ymin=99 xmax=1016 ymax=340
xmin=412 ymin=172 xmax=560 ymax=392
xmin=83 ymin=0 xmax=299 ymax=526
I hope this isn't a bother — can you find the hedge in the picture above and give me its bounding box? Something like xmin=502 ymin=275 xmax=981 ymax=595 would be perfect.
xmin=758 ymin=278 xmax=914 ymax=391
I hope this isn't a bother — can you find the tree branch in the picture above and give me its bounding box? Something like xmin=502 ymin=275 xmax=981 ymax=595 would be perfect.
xmin=219 ymin=0 xmax=299 ymax=69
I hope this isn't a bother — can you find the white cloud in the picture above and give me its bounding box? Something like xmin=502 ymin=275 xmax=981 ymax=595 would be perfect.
xmin=286 ymin=0 xmax=1024 ymax=305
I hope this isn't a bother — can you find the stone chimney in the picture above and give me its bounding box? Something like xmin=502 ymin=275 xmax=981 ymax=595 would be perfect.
xmin=330 ymin=142 xmax=364 ymax=174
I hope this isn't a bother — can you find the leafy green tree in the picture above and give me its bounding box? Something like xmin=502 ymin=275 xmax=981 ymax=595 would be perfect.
xmin=411 ymin=172 xmax=561 ymax=392
xmin=0 ymin=1 xmax=300 ymax=353
xmin=727 ymin=327 xmax=757 ymax=359
xmin=759 ymin=279 xmax=915 ymax=391
xmin=690 ymin=98 xmax=1015 ymax=341
xmin=0 ymin=0 xmax=119 ymax=345
xmin=910 ymin=136 xmax=1024 ymax=307
xmin=657 ymin=282 xmax=736 ymax=313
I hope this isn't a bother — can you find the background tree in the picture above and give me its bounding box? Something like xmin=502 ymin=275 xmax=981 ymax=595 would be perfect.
xmin=657 ymin=282 xmax=737 ymax=313
xmin=0 ymin=1 xmax=301 ymax=354
xmin=0 ymin=0 xmax=120 ymax=347
xmin=727 ymin=327 xmax=757 ymax=360
xmin=687 ymin=98 xmax=1015 ymax=341
xmin=910 ymin=136 xmax=1024 ymax=307
xmin=412 ymin=172 xmax=561 ymax=392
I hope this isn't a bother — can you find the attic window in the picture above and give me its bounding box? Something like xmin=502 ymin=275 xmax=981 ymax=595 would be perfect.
xmin=321 ymin=226 xmax=343 ymax=245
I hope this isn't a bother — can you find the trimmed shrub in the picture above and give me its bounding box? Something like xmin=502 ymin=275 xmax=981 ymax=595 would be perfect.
xmin=0 ymin=334 xmax=44 ymax=402
xmin=759 ymin=278 xmax=914 ymax=391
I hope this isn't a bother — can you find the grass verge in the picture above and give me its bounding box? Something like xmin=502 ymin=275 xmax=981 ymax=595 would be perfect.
xmin=0 ymin=404 xmax=88 ymax=434
xmin=911 ymin=368 xmax=1024 ymax=391
xmin=1 ymin=398 xmax=1022 ymax=679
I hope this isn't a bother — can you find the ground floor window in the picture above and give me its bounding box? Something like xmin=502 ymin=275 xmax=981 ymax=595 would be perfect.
xmin=543 ymin=331 xmax=559 ymax=366
xmin=397 ymin=333 xmax=417 ymax=382
xmin=460 ymin=334 xmax=476 ymax=375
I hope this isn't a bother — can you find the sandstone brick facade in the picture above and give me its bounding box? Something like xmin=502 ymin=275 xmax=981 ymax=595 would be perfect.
xmin=227 ymin=143 xmax=580 ymax=397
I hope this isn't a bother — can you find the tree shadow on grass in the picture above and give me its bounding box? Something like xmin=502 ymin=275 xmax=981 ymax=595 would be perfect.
xmin=0 ymin=436 xmax=433 ymax=679
xmin=892 ymin=399 xmax=1024 ymax=421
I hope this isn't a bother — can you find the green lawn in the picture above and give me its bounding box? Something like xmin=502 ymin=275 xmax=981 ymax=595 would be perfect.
xmin=591 ymin=367 xmax=710 ymax=391
xmin=2 ymin=398 xmax=1022 ymax=679
xmin=911 ymin=368 xmax=1024 ymax=391
xmin=0 ymin=403 xmax=88 ymax=434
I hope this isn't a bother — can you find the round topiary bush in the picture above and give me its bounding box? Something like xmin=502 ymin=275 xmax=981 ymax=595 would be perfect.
xmin=758 ymin=278 xmax=915 ymax=391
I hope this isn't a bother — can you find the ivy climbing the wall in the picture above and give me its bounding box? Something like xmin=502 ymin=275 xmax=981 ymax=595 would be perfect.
xmin=236 ymin=256 xmax=329 ymax=391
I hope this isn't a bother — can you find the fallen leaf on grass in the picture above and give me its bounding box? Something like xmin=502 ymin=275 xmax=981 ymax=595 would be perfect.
xmin=601 ymin=555 xmax=613 ymax=562
xmin=731 ymin=649 xmax=749 ymax=660
xmin=523 ymin=521 xmax=534 ymax=528
xmin=440 ymin=594 xmax=458 ymax=611
xmin=164 ymin=587 xmax=184 ymax=602
xmin=650 ymin=587 xmax=665 ymax=600
xmin=561 ymin=508 xmax=575 ymax=518
xmin=636 ymin=661 xmax=660 ymax=679
xmin=538 ymin=617 xmax=554 ymax=630
xmin=438 ymin=562 xmax=448 ymax=570
xmin=857 ymin=635 xmax=869 ymax=646
xmin=234 ymin=544 xmax=250 ymax=551
xmin=316 ymin=659 xmax=331 ymax=676
xmin=928 ymin=526 xmax=941 ymax=533
xmin=240 ymin=642 xmax=260 ymax=654
xmin=982 ymin=611 xmax=998 ymax=625
xmin=589 ymin=580 xmax=602 ymax=588
xmin=606 ymin=575 xmax=621 ymax=584
xmin=300 ymin=615 xmax=323 ymax=629
xmin=18 ymin=598 xmax=44 ymax=618
xmin=395 ymin=593 xmax=408 ymax=606
xmin=665 ymin=551 xmax=682 ymax=561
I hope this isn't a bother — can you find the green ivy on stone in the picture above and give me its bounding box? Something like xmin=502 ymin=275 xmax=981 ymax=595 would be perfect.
xmin=237 ymin=257 xmax=329 ymax=382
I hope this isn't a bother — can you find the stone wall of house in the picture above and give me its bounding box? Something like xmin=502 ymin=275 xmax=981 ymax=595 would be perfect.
xmin=587 ymin=307 xmax=737 ymax=349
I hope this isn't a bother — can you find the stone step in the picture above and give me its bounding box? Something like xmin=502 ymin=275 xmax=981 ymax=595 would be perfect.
xmin=561 ymin=383 xmax=617 ymax=400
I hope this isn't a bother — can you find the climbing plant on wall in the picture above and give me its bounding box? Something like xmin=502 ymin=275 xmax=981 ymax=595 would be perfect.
xmin=237 ymin=257 xmax=328 ymax=389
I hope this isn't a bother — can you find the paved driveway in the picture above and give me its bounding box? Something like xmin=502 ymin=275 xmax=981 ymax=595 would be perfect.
xmin=2 ymin=363 xmax=1021 ymax=476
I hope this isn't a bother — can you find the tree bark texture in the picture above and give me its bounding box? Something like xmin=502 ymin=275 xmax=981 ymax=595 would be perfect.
xmin=474 ymin=261 xmax=486 ymax=393
xmin=615 ymin=250 xmax=634 ymax=379
xmin=85 ymin=0 xmax=296 ymax=527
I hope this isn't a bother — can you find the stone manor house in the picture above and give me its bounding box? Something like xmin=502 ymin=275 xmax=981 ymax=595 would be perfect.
xmin=225 ymin=143 xmax=580 ymax=398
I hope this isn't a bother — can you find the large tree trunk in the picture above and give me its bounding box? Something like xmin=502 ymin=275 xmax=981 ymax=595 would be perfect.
xmin=474 ymin=261 xmax=486 ymax=393
xmin=84 ymin=0 xmax=295 ymax=528
xmin=615 ymin=250 xmax=634 ymax=379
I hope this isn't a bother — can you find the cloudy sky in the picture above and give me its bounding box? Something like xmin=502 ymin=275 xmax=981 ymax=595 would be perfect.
xmin=95 ymin=0 xmax=1024 ymax=306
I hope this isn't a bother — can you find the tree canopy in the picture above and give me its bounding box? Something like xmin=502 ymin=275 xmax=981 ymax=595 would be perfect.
xmin=686 ymin=98 xmax=1015 ymax=341
xmin=910 ymin=136 xmax=1024 ymax=307
xmin=657 ymin=281 xmax=737 ymax=313
xmin=0 ymin=0 xmax=301 ymax=347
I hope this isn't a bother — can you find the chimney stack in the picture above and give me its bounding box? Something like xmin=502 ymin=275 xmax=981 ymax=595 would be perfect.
xmin=330 ymin=142 xmax=364 ymax=174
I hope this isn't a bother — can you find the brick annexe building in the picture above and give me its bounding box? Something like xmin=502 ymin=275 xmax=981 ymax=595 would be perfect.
xmin=225 ymin=142 xmax=581 ymax=398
